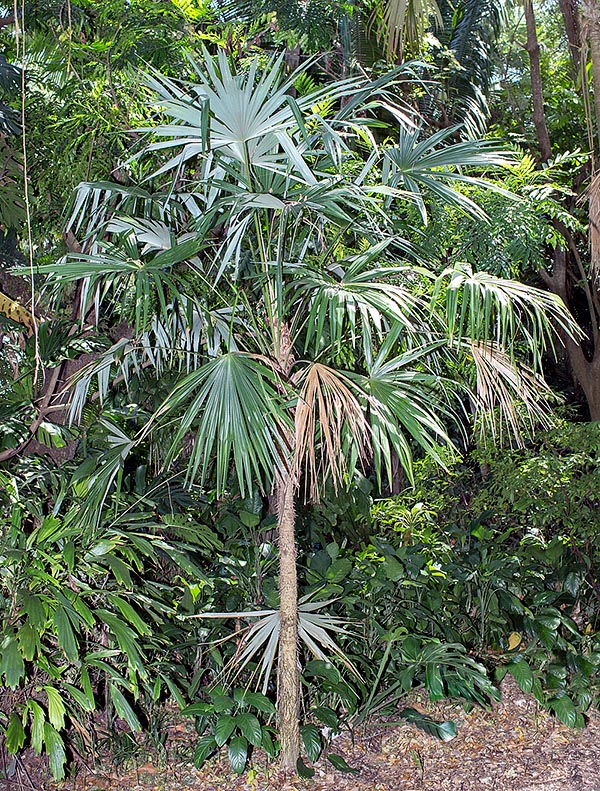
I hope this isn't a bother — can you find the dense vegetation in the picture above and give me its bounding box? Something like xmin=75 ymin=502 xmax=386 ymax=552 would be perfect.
xmin=0 ymin=0 xmax=599 ymax=782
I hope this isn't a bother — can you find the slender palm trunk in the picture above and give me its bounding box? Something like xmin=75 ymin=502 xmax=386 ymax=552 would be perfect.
xmin=274 ymin=319 xmax=301 ymax=772
xmin=276 ymin=471 xmax=300 ymax=772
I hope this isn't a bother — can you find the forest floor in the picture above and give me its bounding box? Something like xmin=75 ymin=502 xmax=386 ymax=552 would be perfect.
xmin=4 ymin=677 xmax=600 ymax=791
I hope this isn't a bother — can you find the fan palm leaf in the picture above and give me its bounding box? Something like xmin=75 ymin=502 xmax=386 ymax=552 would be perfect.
xmin=293 ymin=362 xmax=371 ymax=501
xmin=154 ymin=352 xmax=292 ymax=496
xmin=383 ymin=126 xmax=513 ymax=222
xmin=435 ymin=262 xmax=583 ymax=366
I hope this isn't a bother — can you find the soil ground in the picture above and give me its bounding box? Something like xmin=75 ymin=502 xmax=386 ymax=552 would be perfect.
xmin=2 ymin=678 xmax=600 ymax=791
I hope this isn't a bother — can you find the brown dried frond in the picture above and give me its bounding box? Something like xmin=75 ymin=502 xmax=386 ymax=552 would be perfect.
xmin=293 ymin=363 xmax=371 ymax=502
xmin=470 ymin=341 xmax=554 ymax=446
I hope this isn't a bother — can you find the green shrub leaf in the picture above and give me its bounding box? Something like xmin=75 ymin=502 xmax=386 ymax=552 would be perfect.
xmin=109 ymin=685 xmax=141 ymax=731
xmin=17 ymin=623 xmax=39 ymax=662
xmin=233 ymin=689 xmax=275 ymax=713
xmin=43 ymin=723 xmax=66 ymax=780
xmin=398 ymin=707 xmax=457 ymax=741
xmin=194 ymin=735 xmax=217 ymax=769
xmin=301 ymin=723 xmax=322 ymax=762
xmin=29 ymin=701 xmax=45 ymax=754
xmin=44 ymin=687 xmax=66 ymax=730
xmin=227 ymin=736 xmax=248 ymax=774
xmin=327 ymin=753 xmax=359 ymax=773
xmin=236 ymin=713 xmax=262 ymax=746
xmin=0 ymin=637 xmax=25 ymax=689
xmin=425 ymin=663 xmax=445 ymax=700
xmin=296 ymin=756 xmax=315 ymax=778
xmin=303 ymin=660 xmax=341 ymax=684
xmin=54 ymin=605 xmax=78 ymax=661
xmin=506 ymin=659 xmax=533 ymax=693
xmin=326 ymin=558 xmax=352 ymax=583
xmin=214 ymin=714 xmax=237 ymax=746
xmin=261 ymin=728 xmax=278 ymax=758
xmin=313 ymin=705 xmax=339 ymax=730
xmin=549 ymin=693 xmax=578 ymax=728
xmin=5 ymin=713 xmax=25 ymax=753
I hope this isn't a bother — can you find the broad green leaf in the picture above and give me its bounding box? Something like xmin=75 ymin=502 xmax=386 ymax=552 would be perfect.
xmin=0 ymin=637 xmax=24 ymax=688
xmin=549 ymin=693 xmax=578 ymax=728
xmin=210 ymin=694 xmax=234 ymax=712
xmin=71 ymin=596 xmax=95 ymax=628
xmin=326 ymin=558 xmax=353 ymax=583
xmin=506 ymin=659 xmax=533 ymax=693
xmin=239 ymin=510 xmax=261 ymax=527
xmin=227 ymin=736 xmax=248 ymax=774
xmin=301 ymin=723 xmax=322 ymax=762
xmin=29 ymin=701 xmax=45 ymax=754
xmin=232 ymin=690 xmax=275 ymax=714
xmin=313 ymin=706 xmax=339 ymax=730
xmin=535 ymin=612 xmax=561 ymax=630
xmin=109 ymin=596 xmax=151 ymax=636
xmin=63 ymin=683 xmax=95 ymax=712
xmin=80 ymin=666 xmax=94 ymax=706
xmin=109 ymin=685 xmax=141 ymax=731
xmin=194 ymin=735 xmax=217 ymax=769
xmin=303 ymin=660 xmax=340 ymax=684
xmin=532 ymin=622 xmax=557 ymax=649
xmin=5 ymin=713 xmax=25 ymax=753
xmin=214 ymin=714 xmax=237 ymax=746
xmin=96 ymin=610 xmax=146 ymax=676
xmin=44 ymin=687 xmax=66 ymax=730
xmin=22 ymin=594 xmax=46 ymax=629
xmin=17 ymin=623 xmax=39 ymax=662
xmin=236 ymin=713 xmax=262 ymax=747
xmin=425 ymin=663 xmax=445 ymax=700
xmin=327 ymin=753 xmax=359 ymax=773
xmin=382 ymin=555 xmax=404 ymax=582
xmin=564 ymin=573 xmax=580 ymax=598
xmin=398 ymin=707 xmax=457 ymax=742
xmin=296 ymin=756 xmax=315 ymax=778
xmin=63 ymin=541 xmax=75 ymax=572
xmin=53 ymin=605 xmax=78 ymax=661
xmin=43 ymin=723 xmax=66 ymax=780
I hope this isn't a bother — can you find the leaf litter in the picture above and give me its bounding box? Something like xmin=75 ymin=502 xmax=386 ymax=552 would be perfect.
xmin=32 ymin=677 xmax=600 ymax=791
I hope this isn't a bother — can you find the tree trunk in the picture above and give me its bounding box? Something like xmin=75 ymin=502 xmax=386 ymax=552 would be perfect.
xmin=273 ymin=317 xmax=301 ymax=773
xmin=582 ymin=0 xmax=600 ymax=152
xmin=276 ymin=472 xmax=300 ymax=773
xmin=559 ymin=0 xmax=582 ymax=71
xmin=542 ymin=245 xmax=600 ymax=420
xmin=524 ymin=0 xmax=552 ymax=161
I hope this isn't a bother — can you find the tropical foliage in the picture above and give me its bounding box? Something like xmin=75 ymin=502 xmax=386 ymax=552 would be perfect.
xmin=0 ymin=0 xmax=599 ymax=784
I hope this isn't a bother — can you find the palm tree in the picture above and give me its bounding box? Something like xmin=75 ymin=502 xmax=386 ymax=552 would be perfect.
xmin=46 ymin=50 xmax=578 ymax=772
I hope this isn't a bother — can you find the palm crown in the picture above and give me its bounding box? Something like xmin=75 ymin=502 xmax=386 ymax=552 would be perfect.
xmin=42 ymin=49 xmax=579 ymax=771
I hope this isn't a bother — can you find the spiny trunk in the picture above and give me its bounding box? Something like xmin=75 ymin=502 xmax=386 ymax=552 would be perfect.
xmin=524 ymin=0 xmax=552 ymax=161
xmin=276 ymin=472 xmax=300 ymax=773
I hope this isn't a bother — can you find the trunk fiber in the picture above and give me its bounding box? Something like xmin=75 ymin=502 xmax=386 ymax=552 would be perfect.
xmin=276 ymin=474 xmax=300 ymax=773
